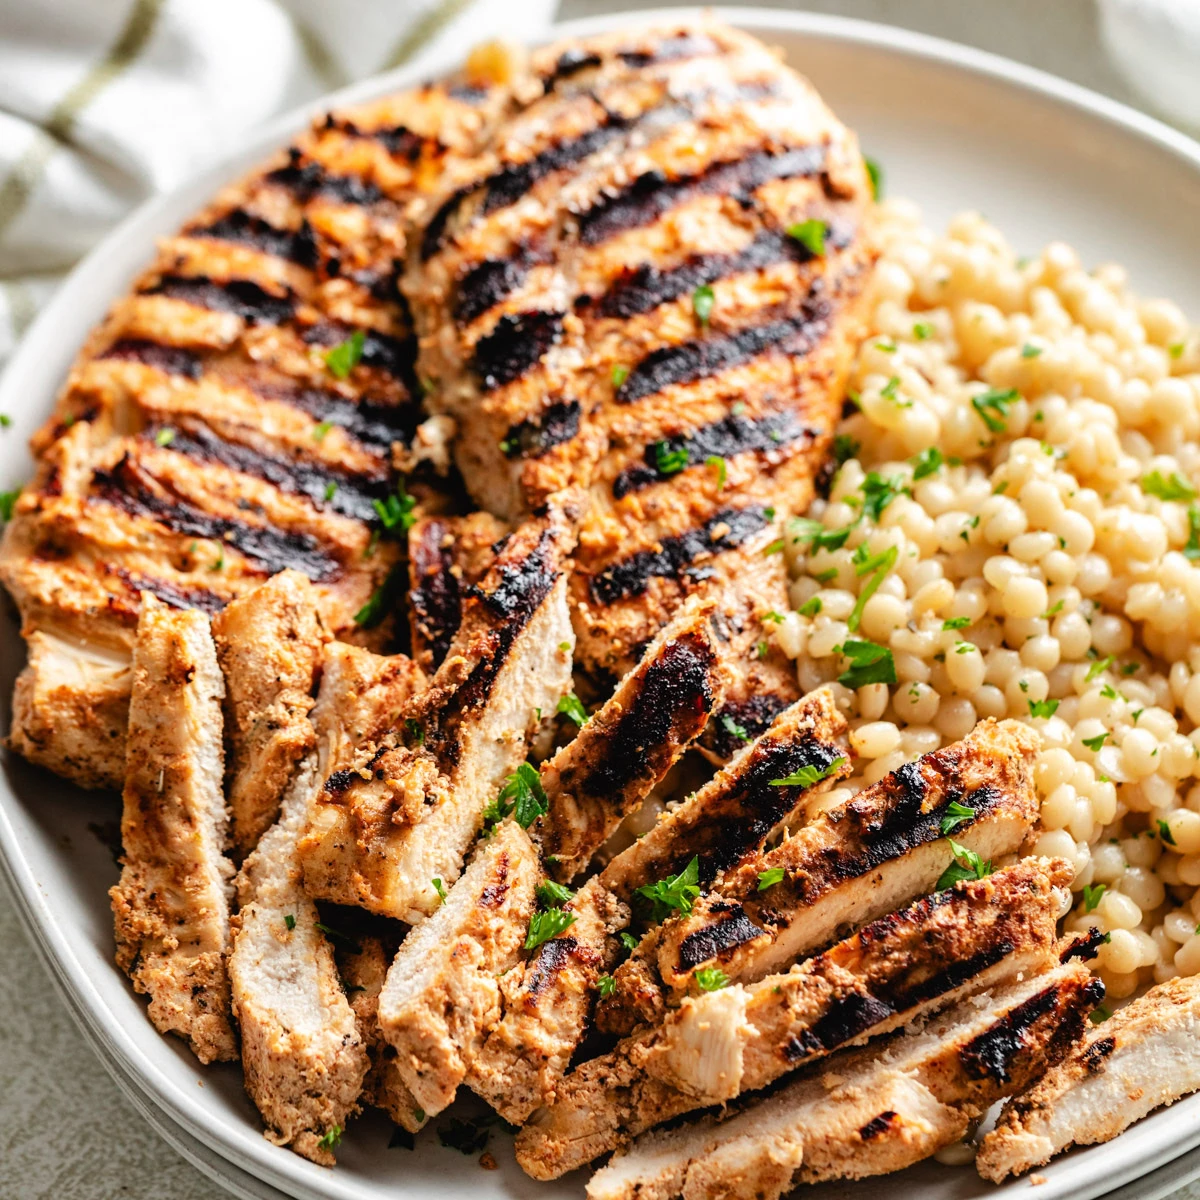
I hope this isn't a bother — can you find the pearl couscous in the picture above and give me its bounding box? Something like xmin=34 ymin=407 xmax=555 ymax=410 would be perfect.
xmin=770 ymin=201 xmax=1200 ymax=1004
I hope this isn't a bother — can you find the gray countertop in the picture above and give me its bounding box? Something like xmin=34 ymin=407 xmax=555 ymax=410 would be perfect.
xmin=2 ymin=2 xmax=1196 ymax=1198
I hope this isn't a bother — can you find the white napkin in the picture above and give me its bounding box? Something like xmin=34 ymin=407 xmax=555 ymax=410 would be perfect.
xmin=0 ymin=0 xmax=558 ymax=367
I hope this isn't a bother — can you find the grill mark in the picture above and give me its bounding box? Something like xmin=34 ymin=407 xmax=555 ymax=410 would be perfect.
xmin=677 ymin=904 xmax=764 ymax=970
xmin=501 ymin=400 xmax=581 ymax=459
xmin=93 ymin=455 xmax=339 ymax=581
xmin=186 ymin=210 xmax=318 ymax=268
xmin=1083 ymin=1036 xmax=1116 ymax=1073
xmin=472 ymin=310 xmax=563 ymax=391
xmin=466 ymin=529 xmax=560 ymax=620
xmin=266 ymin=150 xmax=385 ymax=205
xmin=589 ymin=504 xmax=771 ymax=606
xmin=1062 ymin=928 xmax=1109 ymax=963
xmin=525 ymin=936 xmax=592 ymax=998
xmin=409 ymin=519 xmax=461 ymax=671
xmin=447 ymin=83 xmax=490 ymax=104
xmin=705 ymin=693 xmax=794 ymax=760
xmin=785 ymin=992 xmax=895 ymax=1061
xmin=617 ymin=32 xmax=719 ymax=69
xmin=99 ymin=338 xmax=202 ymax=379
xmin=612 ymin=410 xmax=812 ymax=498
xmin=579 ymin=145 xmax=826 ymax=247
xmin=454 ymin=255 xmax=538 ymax=325
xmin=147 ymin=422 xmax=389 ymax=524
xmin=301 ymin=321 xmax=418 ymax=387
xmin=616 ymin=298 xmax=832 ymax=405
xmin=142 ymin=274 xmax=296 ymax=326
xmin=320 ymin=114 xmax=428 ymax=160
xmin=858 ymin=1112 xmax=897 ymax=1142
xmin=113 ymin=567 xmax=225 ymax=615
xmin=541 ymin=48 xmax=602 ymax=90
xmin=579 ymin=633 xmax=717 ymax=796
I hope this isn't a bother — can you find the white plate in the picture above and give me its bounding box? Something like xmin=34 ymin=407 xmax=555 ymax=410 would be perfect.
xmin=3 ymin=8 xmax=1200 ymax=1200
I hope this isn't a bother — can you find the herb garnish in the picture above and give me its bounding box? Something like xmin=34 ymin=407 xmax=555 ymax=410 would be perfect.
xmin=636 ymin=856 xmax=701 ymax=921
xmin=525 ymin=907 xmax=576 ymax=950
xmin=848 ymin=543 xmax=898 ymax=632
xmin=1083 ymin=883 xmax=1106 ymax=912
xmin=654 ymin=439 xmax=689 ymax=475
xmin=1028 ymin=699 xmax=1060 ymax=719
xmin=692 ymin=284 xmax=715 ymax=326
xmin=557 ymin=693 xmax=589 ymax=727
xmin=1142 ymin=470 xmax=1196 ymax=502
xmin=798 ymin=596 xmax=822 ymax=617
xmin=936 ymin=838 xmax=994 ymax=890
xmin=971 ymin=387 xmax=1018 ymax=434
xmin=787 ymin=218 xmax=827 ymax=257
xmin=373 ymin=479 xmax=417 ymax=533
xmin=597 ymin=974 xmax=616 ymax=998
xmin=484 ymin=762 xmax=548 ymax=831
xmin=911 ymin=446 xmax=943 ymax=480
xmin=939 ymin=801 xmax=975 ymax=835
xmin=325 ymin=329 xmax=365 ymax=379
xmin=432 ymin=878 xmax=447 ymax=904
xmin=316 ymin=1126 xmax=343 ymax=1152
xmin=757 ymin=867 xmax=785 ymax=891
xmin=706 ymin=455 xmax=727 ymax=489
xmin=155 ymin=427 xmax=175 ymax=447
xmin=770 ymin=756 xmax=846 ymax=788
xmin=837 ymin=639 xmax=897 ymax=688
xmin=694 ymin=966 xmax=729 ymax=992
xmin=536 ymin=879 xmax=574 ymax=907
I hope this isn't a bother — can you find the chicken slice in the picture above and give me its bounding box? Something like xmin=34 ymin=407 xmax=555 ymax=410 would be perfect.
xmin=602 ymin=718 xmax=1038 ymax=1035
xmin=229 ymin=636 xmax=426 ymax=1163
xmin=212 ymin=570 xmax=330 ymax=856
xmin=8 ymin=629 xmax=132 ymax=791
xmin=298 ymin=499 xmax=576 ymax=922
xmin=537 ymin=596 xmax=725 ymax=881
xmin=338 ymin=933 xmax=428 ymax=1135
xmin=408 ymin=510 xmax=509 ymax=674
xmin=466 ymin=874 xmax=631 ymax=1124
xmin=977 ymin=971 xmax=1200 ymax=1182
xmin=377 ymin=820 xmax=540 ymax=1117
xmin=109 ymin=594 xmax=236 ymax=1063
xmin=583 ymin=958 xmax=1102 ymax=1200
xmin=516 ymin=857 xmax=1070 ymax=1178
xmin=598 ymin=686 xmax=847 ymax=902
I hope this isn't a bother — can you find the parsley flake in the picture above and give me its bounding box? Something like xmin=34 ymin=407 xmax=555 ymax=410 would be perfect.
xmin=692 ymin=284 xmax=715 ymax=326
xmin=787 ymin=218 xmax=827 ymax=257
xmin=316 ymin=1126 xmax=343 ymax=1152
xmin=154 ymin=427 xmax=175 ymax=447
xmin=1142 ymin=470 xmax=1196 ymax=502
xmin=1028 ymin=698 xmax=1060 ymax=719
xmin=636 ymin=856 xmax=701 ymax=921
xmin=432 ymin=877 xmax=447 ymax=904
xmin=706 ymin=454 xmax=727 ymax=489
xmin=720 ymin=713 xmax=751 ymax=743
xmin=526 ymin=907 xmax=576 ymax=950
xmin=1158 ymin=819 xmax=1177 ymax=846
xmin=1082 ymin=732 xmax=1109 ymax=752
xmin=597 ymin=974 xmax=616 ymax=998
xmin=557 ymin=693 xmax=589 ymax=727
xmin=864 ymin=157 xmax=883 ymax=200
xmin=911 ymin=446 xmax=944 ymax=480
xmin=284 ymin=914 xmax=295 ymax=931
xmin=971 ymin=387 xmax=1018 ymax=434
xmin=694 ymin=966 xmax=729 ymax=992
xmin=770 ymin=756 xmax=846 ymax=788
xmin=913 ymin=320 xmax=934 ymax=341
xmin=838 ymin=640 xmax=897 ymax=689
xmin=537 ymin=879 xmax=574 ymax=907
xmin=939 ymin=800 xmax=975 ymax=835
xmin=325 ymin=329 xmax=365 ymax=379
xmin=373 ymin=479 xmax=417 ymax=534
xmin=936 ymin=838 xmax=994 ymax=890
xmin=1083 ymin=883 xmax=1106 ymax=912
xmin=484 ymin=762 xmax=548 ymax=831
xmin=798 ymin=595 xmax=822 ymax=617
xmin=757 ymin=867 xmax=785 ymax=891
xmin=0 ymin=489 xmax=20 ymax=521
xmin=654 ymin=439 xmax=689 ymax=475
xmin=611 ymin=364 xmax=629 ymax=388
xmin=943 ymin=616 xmax=971 ymax=630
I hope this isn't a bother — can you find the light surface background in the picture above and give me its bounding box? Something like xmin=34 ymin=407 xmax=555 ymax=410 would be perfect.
xmin=0 ymin=2 xmax=1192 ymax=1198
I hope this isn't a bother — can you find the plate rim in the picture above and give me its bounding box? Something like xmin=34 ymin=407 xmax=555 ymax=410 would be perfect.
xmin=4 ymin=7 xmax=1200 ymax=1199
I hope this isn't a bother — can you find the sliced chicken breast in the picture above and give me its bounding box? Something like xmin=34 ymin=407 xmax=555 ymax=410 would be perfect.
xmin=603 ymin=718 xmax=1039 ymax=1034
xmin=978 ymin=971 xmax=1200 ymax=1182
xmin=377 ymin=819 xmax=540 ymax=1117
xmin=516 ymin=857 xmax=1070 ymax=1178
xmin=109 ymin=594 xmax=236 ymax=1063
xmin=584 ymin=959 xmax=1102 ymax=1200
xmin=537 ymin=596 xmax=725 ymax=880
xmin=212 ymin=570 xmax=330 ymax=856
xmin=298 ymin=499 xmax=576 ymax=922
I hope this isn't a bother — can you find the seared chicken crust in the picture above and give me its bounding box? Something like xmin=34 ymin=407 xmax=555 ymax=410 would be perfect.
xmin=109 ymin=594 xmax=236 ymax=1063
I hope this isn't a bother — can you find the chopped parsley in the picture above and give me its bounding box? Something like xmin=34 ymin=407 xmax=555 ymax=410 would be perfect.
xmin=798 ymin=595 xmax=822 ymax=617
xmin=913 ymin=320 xmax=934 ymax=341
xmin=1186 ymin=506 xmax=1200 ymax=560
xmin=324 ymin=481 xmax=338 ymax=502
xmin=757 ymin=867 xmax=786 ymax=891
xmin=0 ymin=489 xmax=20 ymax=521
xmin=970 ymin=387 xmax=1018 ymax=434
xmin=706 ymin=454 xmax=727 ymax=489
xmin=373 ymin=479 xmax=417 ymax=534
xmin=635 ymin=856 xmax=701 ymax=921
xmin=1028 ymin=698 xmax=1060 ymax=719
xmin=692 ymin=284 xmax=715 ymax=326
xmin=1082 ymin=732 xmax=1109 ymax=752
xmin=770 ymin=756 xmax=846 ymax=788
xmin=325 ymin=329 xmax=365 ymax=379
xmin=788 ymin=516 xmax=853 ymax=553
xmin=354 ymin=566 xmax=402 ymax=628
xmin=619 ymin=932 xmax=640 ymax=953
xmin=911 ymin=446 xmax=944 ymax=480
xmin=875 ymin=338 xmax=897 ymax=353
xmin=1083 ymin=883 xmax=1106 ymax=912
xmin=315 ymin=922 xmax=361 ymax=954
xmin=848 ymin=543 xmax=898 ymax=632
xmin=1021 ymin=343 xmax=1043 ymax=358
xmin=432 ymin=877 xmax=447 ymax=904
xmin=763 ymin=538 xmax=785 ymax=556
xmin=611 ymin=364 xmax=629 ymax=388
xmin=833 ymin=433 xmax=860 ymax=466
xmin=526 ymin=907 xmax=576 ymax=950
xmin=316 ymin=1126 xmax=343 ymax=1152
xmin=694 ymin=966 xmax=729 ymax=992
xmin=654 ymin=439 xmax=689 ymax=475
xmin=720 ymin=713 xmax=751 ymax=743
xmin=1170 ymin=341 xmax=1187 ymax=359
xmin=536 ymin=879 xmax=574 ymax=907
xmin=837 ymin=639 xmax=897 ymax=689
xmin=1089 ymin=1005 xmax=1113 ymax=1026
xmin=1043 ymin=599 xmax=1065 ymax=618
xmin=404 ymin=717 xmax=424 ymax=746
xmin=936 ymin=838 xmax=994 ymax=890
xmin=557 ymin=692 xmax=589 ymax=727
xmin=787 ymin=218 xmax=827 ymax=257
xmin=558 ymin=641 xmax=572 ymax=653
xmin=1085 ymin=656 xmax=1114 ymax=682
xmin=154 ymin=427 xmax=175 ymax=447
xmin=942 ymin=616 xmax=971 ymax=630
xmin=484 ymin=762 xmax=548 ymax=831
xmin=0 ymin=414 xmax=11 ymax=428
xmin=1141 ymin=469 xmax=1196 ymax=502
xmin=939 ymin=800 xmax=976 ymax=835
xmin=1158 ymin=819 xmax=1177 ymax=846
xmin=597 ymin=974 xmax=616 ymax=998
xmin=284 ymin=914 xmax=296 ymax=931
xmin=762 ymin=610 xmax=785 ymax=625
xmin=864 ymin=156 xmax=883 ymax=200
xmin=312 ymin=420 xmax=334 ymax=442
xmin=859 ymin=472 xmax=908 ymax=522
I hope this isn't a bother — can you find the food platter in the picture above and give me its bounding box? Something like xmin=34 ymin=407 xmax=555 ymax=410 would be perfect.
xmin=3 ymin=8 xmax=1200 ymax=1200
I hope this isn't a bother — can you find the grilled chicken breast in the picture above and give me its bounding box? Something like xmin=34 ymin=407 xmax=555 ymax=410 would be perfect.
xmin=516 ymin=858 xmax=1070 ymax=1179
xmin=978 ymin=971 xmax=1200 ymax=1182
xmin=298 ymin=499 xmax=575 ymax=921
xmin=537 ymin=596 xmax=725 ymax=880
xmin=603 ymin=718 xmax=1039 ymax=1034
xmin=467 ymin=874 xmax=630 ymax=1125
xmin=212 ymin=570 xmax=330 ymax=856
xmin=109 ymin=594 xmax=236 ymax=1063
xmin=405 ymin=20 xmax=876 ymax=679
xmin=584 ymin=959 xmax=1102 ymax=1200
xmin=377 ymin=819 xmax=540 ymax=1117
xmin=0 ymin=78 xmax=507 ymax=787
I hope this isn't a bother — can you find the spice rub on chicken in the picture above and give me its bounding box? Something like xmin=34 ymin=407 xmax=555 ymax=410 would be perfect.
xmin=977 ymin=971 xmax=1200 ymax=1183
xmin=297 ymin=499 xmax=576 ymax=922
xmin=517 ymin=857 xmax=1071 ymax=1179
xmin=584 ymin=960 xmax=1101 ymax=1200
xmin=0 ymin=77 xmax=507 ymax=789
xmin=109 ymin=594 xmax=236 ymax=1064
xmin=602 ymin=718 xmax=1039 ymax=1035
xmin=404 ymin=19 xmax=877 ymax=680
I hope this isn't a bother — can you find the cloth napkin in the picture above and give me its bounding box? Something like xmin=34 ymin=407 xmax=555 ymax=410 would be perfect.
xmin=0 ymin=0 xmax=558 ymax=368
